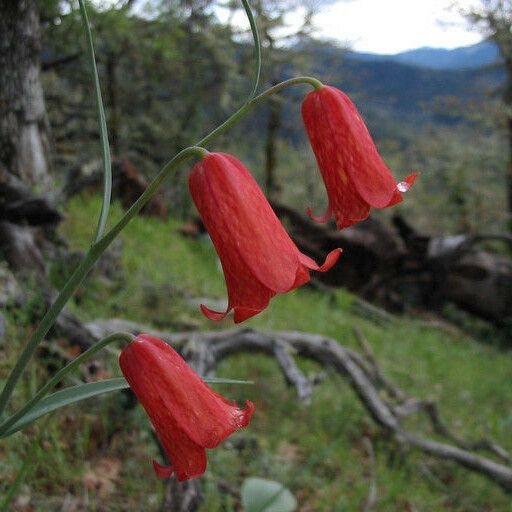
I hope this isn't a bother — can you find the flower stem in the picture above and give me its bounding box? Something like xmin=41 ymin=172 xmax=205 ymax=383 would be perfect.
xmin=0 ymin=146 xmax=202 ymax=419
xmin=0 ymin=332 xmax=133 ymax=437
xmin=197 ymin=76 xmax=323 ymax=147
xmin=0 ymin=76 xmax=321 ymax=420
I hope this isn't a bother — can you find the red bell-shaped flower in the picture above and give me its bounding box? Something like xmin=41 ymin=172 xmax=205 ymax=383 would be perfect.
xmin=189 ymin=152 xmax=342 ymax=323
xmin=302 ymin=85 xmax=418 ymax=229
xmin=119 ymin=334 xmax=254 ymax=481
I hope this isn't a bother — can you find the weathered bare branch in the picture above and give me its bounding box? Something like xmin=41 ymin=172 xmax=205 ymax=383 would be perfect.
xmin=85 ymin=320 xmax=512 ymax=492
xmin=353 ymin=327 xmax=407 ymax=401
xmin=273 ymin=339 xmax=312 ymax=404
xmin=395 ymin=398 xmax=512 ymax=465
xmin=362 ymin=437 xmax=378 ymax=512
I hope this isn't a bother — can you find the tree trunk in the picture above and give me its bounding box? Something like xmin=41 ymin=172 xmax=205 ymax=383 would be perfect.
xmin=264 ymin=96 xmax=281 ymax=200
xmin=107 ymin=53 xmax=121 ymax=156
xmin=507 ymin=115 xmax=512 ymax=223
xmin=0 ymin=0 xmax=53 ymax=192
xmin=502 ymin=59 xmax=512 ymax=225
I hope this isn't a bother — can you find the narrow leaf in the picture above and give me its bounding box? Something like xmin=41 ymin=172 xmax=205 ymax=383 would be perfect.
xmin=204 ymin=377 xmax=254 ymax=385
xmin=78 ymin=0 xmax=112 ymax=242
xmin=1 ymin=376 xmax=252 ymax=437
xmin=0 ymin=379 xmax=129 ymax=437
xmin=240 ymin=0 xmax=262 ymax=99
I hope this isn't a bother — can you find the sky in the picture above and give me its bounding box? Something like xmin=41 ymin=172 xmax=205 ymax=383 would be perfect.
xmin=217 ymin=0 xmax=484 ymax=55
xmin=313 ymin=0 xmax=483 ymax=54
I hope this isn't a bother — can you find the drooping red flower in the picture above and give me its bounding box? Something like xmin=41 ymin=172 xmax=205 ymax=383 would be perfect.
xmin=119 ymin=334 xmax=254 ymax=481
xmin=302 ymin=85 xmax=418 ymax=229
xmin=189 ymin=152 xmax=342 ymax=323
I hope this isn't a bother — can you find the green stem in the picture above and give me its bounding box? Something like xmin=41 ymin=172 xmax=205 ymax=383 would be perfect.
xmin=240 ymin=0 xmax=261 ymax=99
xmin=197 ymin=76 xmax=323 ymax=147
xmin=78 ymin=0 xmax=112 ymax=243
xmin=0 ymin=146 xmax=204 ymax=418
xmin=0 ymin=76 xmax=320 ymax=419
xmin=0 ymin=333 xmax=133 ymax=437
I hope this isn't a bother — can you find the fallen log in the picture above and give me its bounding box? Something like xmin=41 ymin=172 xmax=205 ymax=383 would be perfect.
xmin=272 ymin=202 xmax=406 ymax=291
xmin=0 ymin=221 xmax=47 ymax=276
xmin=0 ymin=167 xmax=61 ymax=225
xmin=269 ymin=202 xmax=512 ymax=326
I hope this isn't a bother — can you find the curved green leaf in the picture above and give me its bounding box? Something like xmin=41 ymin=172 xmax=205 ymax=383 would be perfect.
xmin=240 ymin=0 xmax=262 ymax=99
xmin=0 ymin=376 xmax=252 ymax=437
xmin=0 ymin=378 xmax=129 ymax=438
xmin=78 ymin=0 xmax=112 ymax=242
xmin=0 ymin=333 xmax=133 ymax=437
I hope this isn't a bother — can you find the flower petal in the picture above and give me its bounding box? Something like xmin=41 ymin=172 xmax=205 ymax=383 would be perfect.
xmin=153 ymin=460 xmax=173 ymax=479
xmin=200 ymin=303 xmax=230 ymax=321
xmin=307 ymin=205 xmax=332 ymax=223
xmin=300 ymin=248 xmax=342 ymax=273
xmin=386 ymin=172 xmax=420 ymax=207
xmin=120 ymin=336 xmax=254 ymax=451
xmin=155 ymin=428 xmax=208 ymax=481
xmin=319 ymin=87 xmax=399 ymax=209
xmin=234 ymin=307 xmax=263 ymax=323
xmin=330 ymin=176 xmax=371 ymax=229
xmin=302 ymin=89 xmax=372 ymax=227
xmin=189 ymin=153 xmax=304 ymax=293
xmin=289 ymin=264 xmax=311 ymax=290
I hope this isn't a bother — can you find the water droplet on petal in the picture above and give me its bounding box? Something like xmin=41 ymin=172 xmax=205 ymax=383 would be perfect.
xmin=397 ymin=181 xmax=410 ymax=193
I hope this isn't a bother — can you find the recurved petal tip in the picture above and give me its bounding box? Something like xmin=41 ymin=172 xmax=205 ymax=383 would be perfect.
xmin=200 ymin=303 xmax=229 ymax=321
xmin=387 ymin=172 xmax=420 ymax=207
xmin=397 ymin=172 xmax=419 ymax=193
xmin=153 ymin=460 xmax=173 ymax=479
xmin=238 ymin=400 xmax=255 ymax=428
xmin=317 ymin=248 xmax=342 ymax=272
xmin=307 ymin=205 xmax=332 ymax=223
xmin=301 ymin=248 xmax=342 ymax=273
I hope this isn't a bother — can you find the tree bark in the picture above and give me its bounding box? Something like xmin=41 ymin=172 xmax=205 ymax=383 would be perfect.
xmin=507 ymin=113 xmax=512 ymax=219
xmin=264 ymin=96 xmax=281 ymax=200
xmin=107 ymin=54 xmax=121 ymax=156
xmin=0 ymin=0 xmax=53 ymax=191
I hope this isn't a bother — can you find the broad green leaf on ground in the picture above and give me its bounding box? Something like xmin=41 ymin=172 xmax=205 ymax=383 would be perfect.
xmin=241 ymin=478 xmax=297 ymax=512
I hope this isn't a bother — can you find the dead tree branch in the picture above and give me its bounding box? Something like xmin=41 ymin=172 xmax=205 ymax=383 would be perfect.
xmin=273 ymin=339 xmax=312 ymax=404
xmin=86 ymin=319 xmax=512 ymax=493
xmin=362 ymin=436 xmax=379 ymax=512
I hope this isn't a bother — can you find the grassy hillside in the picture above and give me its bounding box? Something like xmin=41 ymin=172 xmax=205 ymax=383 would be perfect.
xmin=1 ymin=194 xmax=512 ymax=511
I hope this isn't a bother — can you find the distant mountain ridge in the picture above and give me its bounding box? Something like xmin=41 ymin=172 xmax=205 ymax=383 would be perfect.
xmin=347 ymin=41 xmax=500 ymax=70
xmin=289 ymin=40 xmax=505 ymax=140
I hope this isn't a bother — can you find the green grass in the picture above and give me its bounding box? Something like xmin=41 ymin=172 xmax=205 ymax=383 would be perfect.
xmin=2 ymin=193 xmax=512 ymax=511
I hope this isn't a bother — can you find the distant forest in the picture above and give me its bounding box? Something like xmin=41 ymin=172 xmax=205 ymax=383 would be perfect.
xmin=38 ymin=2 xmax=508 ymax=234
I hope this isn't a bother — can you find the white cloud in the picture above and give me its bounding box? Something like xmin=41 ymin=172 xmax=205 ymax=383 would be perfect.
xmin=313 ymin=0 xmax=483 ymax=54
